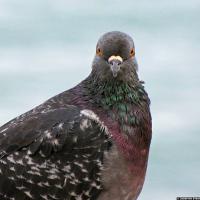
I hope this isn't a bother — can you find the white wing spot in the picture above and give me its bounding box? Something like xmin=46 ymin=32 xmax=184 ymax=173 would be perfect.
xmin=75 ymin=195 xmax=83 ymax=200
xmin=16 ymin=159 xmax=24 ymax=165
xmin=69 ymin=180 xmax=76 ymax=185
xmin=39 ymin=151 xmax=46 ymax=157
xmin=73 ymin=136 xmax=78 ymax=143
xmin=80 ymin=110 xmax=99 ymax=121
xmin=45 ymin=168 xmax=59 ymax=174
xmin=27 ymin=179 xmax=34 ymax=184
xmin=0 ymin=128 xmax=8 ymax=133
xmin=27 ymin=150 xmax=32 ymax=155
xmin=48 ymin=174 xmax=59 ymax=180
xmin=16 ymin=175 xmax=26 ymax=180
xmin=80 ymin=109 xmax=109 ymax=134
xmin=37 ymin=182 xmax=44 ymax=187
xmin=58 ymin=123 xmax=64 ymax=130
xmin=44 ymin=130 xmax=53 ymax=139
xmin=49 ymin=194 xmax=60 ymax=199
xmin=62 ymin=165 xmax=71 ymax=172
xmin=80 ymin=119 xmax=91 ymax=131
xmin=74 ymin=161 xmax=83 ymax=168
xmin=7 ymin=155 xmax=15 ymax=163
xmin=83 ymin=177 xmax=90 ymax=181
xmin=31 ymin=166 xmax=40 ymax=172
xmin=84 ymin=190 xmax=91 ymax=197
xmin=10 ymin=167 xmax=15 ymax=171
xmin=16 ymin=186 xmax=26 ymax=190
xmin=91 ymin=181 xmax=101 ymax=189
xmin=27 ymin=171 xmax=35 ymax=175
xmin=40 ymin=194 xmax=48 ymax=200
xmin=52 ymin=139 xmax=59 ymax=146
xmin=25 ymin=155 xmax=34 ymax=165
xmin=24 ymin=191 xmax=33 ymax=198
xmin=27 ymin=170 xmax=41 ymax=176
xmin=81 ymin=168 xmax=88 ymax=173
xmin=63 ymin=178 xmax=67 ymax=187
xmin=8 ymin=176 xmax=15 ymax=181
xmin=83 ymin=159 xmax=89 ymax=163
xmin=69 ymin=191 xmax=77 ymax=196
xmin=55 ymin=184 xmax=62 ymax=189
xmin=43 ymin=182 xmax=50 ymax=187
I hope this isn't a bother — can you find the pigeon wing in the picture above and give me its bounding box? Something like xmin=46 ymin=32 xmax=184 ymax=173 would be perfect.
xmin=0 ymin=105 xmax=111 ymax=200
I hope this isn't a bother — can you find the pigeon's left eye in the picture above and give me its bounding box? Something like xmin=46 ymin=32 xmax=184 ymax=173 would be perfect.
xmin=130 ymin=48 xmax=135 ymax=57
xmin=96 ymin=48 xmax=102 ymax=56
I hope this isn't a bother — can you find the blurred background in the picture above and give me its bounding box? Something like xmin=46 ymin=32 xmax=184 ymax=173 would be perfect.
xmin=0 ymin=0 xmax=199 ymax=199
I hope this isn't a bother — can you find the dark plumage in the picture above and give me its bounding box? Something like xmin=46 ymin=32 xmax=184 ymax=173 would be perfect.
xmin=0 ymin=31 xmax=152 ymax=200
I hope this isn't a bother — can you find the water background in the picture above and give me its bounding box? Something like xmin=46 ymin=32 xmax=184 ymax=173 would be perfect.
xmin=0 ymin=0 xmax=200 ymax=199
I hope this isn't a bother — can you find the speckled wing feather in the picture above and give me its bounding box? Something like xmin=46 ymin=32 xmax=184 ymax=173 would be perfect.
xmin=0 ymin=105 xmax=111 ymax=200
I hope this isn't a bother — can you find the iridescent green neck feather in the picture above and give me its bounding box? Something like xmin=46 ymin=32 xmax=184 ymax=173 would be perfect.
xmin=84 ymin=74 xmax=150 ymax=138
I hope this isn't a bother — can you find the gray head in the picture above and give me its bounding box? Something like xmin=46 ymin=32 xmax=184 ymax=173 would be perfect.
xmin=92 ymin=31 xmax=138 ymax=83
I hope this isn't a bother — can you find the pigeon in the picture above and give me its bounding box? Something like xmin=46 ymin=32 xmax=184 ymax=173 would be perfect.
xmin=0 ymin=31 xmax=152 ymax=200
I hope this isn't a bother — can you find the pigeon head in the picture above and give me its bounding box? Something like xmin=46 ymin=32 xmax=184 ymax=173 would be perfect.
xmin=92 ymin=31 xmax=138 ymax=83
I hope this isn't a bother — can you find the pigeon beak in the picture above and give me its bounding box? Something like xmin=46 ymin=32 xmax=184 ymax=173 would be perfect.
xmin=108 ymin=56 xmax=123 ymax=78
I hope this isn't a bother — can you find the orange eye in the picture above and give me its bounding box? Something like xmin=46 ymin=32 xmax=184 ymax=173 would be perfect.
xmin=130 ymin=48 xmax=135 ymax=57
xmin=96 ymin=48 xmax=102 ymax=56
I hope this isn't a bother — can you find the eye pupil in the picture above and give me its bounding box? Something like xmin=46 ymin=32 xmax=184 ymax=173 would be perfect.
xmin=96 ymin=48 xmax=102 ymax=55
xmin=130 ymin=48 xmax=135 ymax=56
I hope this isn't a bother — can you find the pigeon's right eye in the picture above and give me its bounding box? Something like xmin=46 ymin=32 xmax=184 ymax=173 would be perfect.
xmin=96 ymin=48 xmax=102 ymax=56
xmin=130 ymin=48 xmax=135 ymax=57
